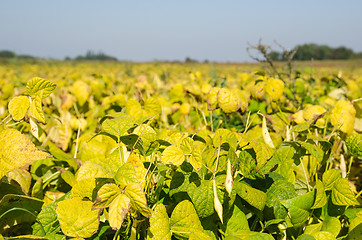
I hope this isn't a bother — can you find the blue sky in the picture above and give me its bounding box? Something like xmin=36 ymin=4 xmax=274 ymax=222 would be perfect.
xmin=1 ymin=0 xmax=361 ymax=62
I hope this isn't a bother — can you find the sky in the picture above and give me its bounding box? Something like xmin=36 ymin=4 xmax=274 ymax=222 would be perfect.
xmin=1 ymin=0 xmax=362 ymax=62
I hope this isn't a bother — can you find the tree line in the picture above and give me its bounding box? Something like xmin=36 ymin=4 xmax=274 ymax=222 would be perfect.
xmin=270 ymin=43 xmax=362 ymax=61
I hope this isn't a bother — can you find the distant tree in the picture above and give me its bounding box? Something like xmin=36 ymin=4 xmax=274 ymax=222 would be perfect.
xmin=185 ymin=57 xmax=198 ymax=63
xmin=292 ymin=44 xmax=355 ymax=60
xmin=269 ymin=51 xmax=282 ymax=61
xmin=75 ymin=50 xmax=118 ymax=61
xmin=0 ymin=50 xmax=16 ymax=58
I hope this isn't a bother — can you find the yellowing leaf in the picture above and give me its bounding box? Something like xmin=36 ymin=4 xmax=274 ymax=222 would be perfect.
xmin=207 ymin=87 xmax=220 ymax=110
xmin=161 ymin=145 xmax=185 ymax=166
xmin=29 ymin=93 xmax=46 ymax=123
xmin=331 ymin=178 xmax=359 ymax=206
xmin=147 ymin=204 xmax=171 ymax=240
xmin=126 ymin=153 xmax=147 ymax=188
xmin=25 ymin=77 xmax=56 ymax=99
xmin=125 ymin=182 xmax=151 ymax=217
xmin=133 ymin=124 xmax=157 ymax=150
xmin=265 ymin=78 xmax=284 ymax=101
xmin=345 ymin=133 xmax=362 ymax=158
xmin=169 ymin=200 xmax=204 ymax=239
xmin=93 ymin=183 xmax=121 ymax=209
xmin=114 ymin=162 xmax=139 ymax=188
xmin=8 ymin=96 xmax=30 ymax=121
xmin=144 ymin=97 xmax=162 ymax=117
xmin=0 ymin=128 xmax=51 ymax=179
xmin=56 ymin=197 xmax=99 ymax=238
xmin=71 ymin=178 xmax=97 ymax=200
xmin=7 ymin=168 xmax=32 ymax=194
xmin=101 ymin=114 xmax=135 ymax=137
xmin=303 ymin=105 xmax=326 ymax=121
xmin=217 ymin=88 xmax=241 ymax=113
xmin=72 ymin=80 xmax=90 ymax=106
xmin=331 ymin=99 xmax=356 ymax=135
xmin=251 ymin=81 xmax=265 ymax=100
xmin=180 ymin=137 xmax=194 ymax=155
xmin=109 ymin=194 xmax=131 ymax=230
xmin=75 ymin=162 xmax=113 ymax=181
xmin=312 ymin=180 xmax=327 ymax=209
xmin=189 ymin=150 xmax=202 ymax=171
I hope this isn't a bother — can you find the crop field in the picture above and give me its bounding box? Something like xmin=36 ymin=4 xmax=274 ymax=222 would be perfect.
xmin=0 ymin=60 xmax=361 ymax=240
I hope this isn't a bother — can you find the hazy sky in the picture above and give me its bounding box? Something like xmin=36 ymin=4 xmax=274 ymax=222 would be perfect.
xmin=1 ymin=0 xmax=362 ymax=62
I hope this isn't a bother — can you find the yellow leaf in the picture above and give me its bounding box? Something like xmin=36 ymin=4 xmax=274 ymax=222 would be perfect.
xmin=303 ymin=105 xmax=326 ymax=121
xmin=93 ymin=183 xmax=121 ymax=209
xmin=161 ymin=145 xmax=185 ymax=166
xmin=72 ymin=81 xmax=90 ymax=106
xmin=126 ymin=153 xmax=147 ymax=188
xmin=56 ymin=197 xmax=99 ymax=238
xmin=125 ymin=182 xmax=151 ymax=217
xmin=265 ymin=78 xmax=284 ymax=101
xmin=251 ymin=82 xmax=265 ymax=100
xmin=29 ymin=93 xmax=46 ymax=123
xmin=331 ymin=99 xmax=356 ymax=135
xmin=0 ymin=128 xmax=51 ymax=178
xmin=217 ymin=88 xmax=241 ymax=114
xmin=7 ymin=168 xmax=32 ymax=194
xmin=8 ymin=96 xmax=30 ymax=121
xmin=207 ymin=87 xmax=220 ymax=110
xmin=109 ymin=194 xmax=131 ymax=229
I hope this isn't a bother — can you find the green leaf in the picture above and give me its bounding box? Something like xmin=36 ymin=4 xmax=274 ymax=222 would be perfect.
xmin=0 ymin=128 xmax=51 ymax=179
xmin=2 ymin=236 xmax=48 ymax=240
xmin=349 ymin=223 xmax=362 ymax=240
xmin=225 ymin=231 xmax=274 ymax=240
xmin=291 ymin=120 xmax=313 ymax=133
xmin=125 ymin=182 xmax=151 ymax=217
xmin=281 ymin=191 xmax=315 ymax=227
xmin=266 ymin=180 xmax=296 ymax=218
xmin=320 ymin=217 xmax=341 ymax=237
xmin=133 ymin=124 xmax=157 ymax=152
xmin=249 ymin=141 xmax=275 ymax=171
xmin=297 ymin=141 xmax=324 ymax=163
xmin=189 ymin=231 xmax=213 ymax=240
xmin=0 ymin=194 xmax=43 ymax=235
xmin=322 ymin=169 xmax=341 ymax=190
xmin=119 ymin=134 xmax=145 ymax=156
xmin=345 ymin=134 xmax=362 ymax=158
xmin=311 ymin=231 xmax=335 ymax=240
xmin=331 ymin=178 xmax=359 ymax=206
xmin=234 ymin=181 xmax=267 ymax=211
xmin=170 ymin=200 xmax=204 ymax=239
xmin=187 ymin=180 xmax=214 ymax=218
xmin=147 ymin=204 xmax=171 ymax=240
xmin=101 ymin=113 xmax=135 ymax=137
xmin=56 ymin=197 xmax=99 ymax=238
xmin=296 ymin=234 xmax=316 ymax=240
xmin=161 ymin=145 xmax=185 ymax=166
xmin=25 ymin=77 xmax=56 ymax=99
xmin=312 ymin=180 xmax=327 ymax=209
xmin=93 ymin=183 xmax=121 ymax=209
xmin=8 ymin=96 xmax=30 ymax=121
xmin=180 ymin=137 xmax=194 ymax=155
xmin=32 ymin=202 xmax=60 ymax=237
xmin=114 ymin=162 xmax=139 ymax=188
xmin=108 ymin=194 xmax=131 ymax=230
xmin=225 ymin=200 xmax=249 ymax=236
